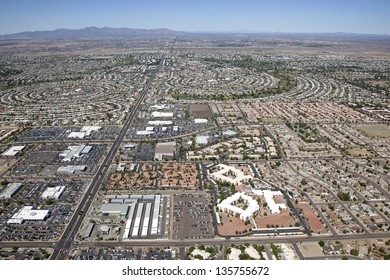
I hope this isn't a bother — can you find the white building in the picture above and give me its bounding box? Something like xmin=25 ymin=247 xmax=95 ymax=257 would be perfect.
xmin=67 ymin=126 xmax=101 ymax=139
xmin=2 ymin=146 xmax=25 ymax=156
xmin=218 ymin=192 xmax=259 ymax=221
xmin=41 ymin=186 xmax=66 ymax=200
xmin=196 ymin=135 xmax=209 ymax=145
xmin=151 ymin=111 xmax=173 ymax=118
xmin=136 ymin=130 xmax=154 ymax=136
xmin=59 ymin=145 xmax=91 ymax=162
xmin=194 ymin=118 xmax=208 ymax=124
xmin=57 ymin=165 xmax=86 ymax=175
xmin=154 ymin=142 xmax=176 ymax=161
xmin=7 ymin=206 xmax=50 ymax=224
xmin=148 ymin=120 xmax=173 ymax=126
xmin=252 ymin=189 xmax=287 ymax=214
xmin=0 ymin=183 xmax=23 ymax=199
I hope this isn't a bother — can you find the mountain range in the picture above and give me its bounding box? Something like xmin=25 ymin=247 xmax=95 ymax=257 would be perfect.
xmin=1 ymin=27 xmax=389 ymax=40
xmin=0 ymin=27 xmax=184 ymax=40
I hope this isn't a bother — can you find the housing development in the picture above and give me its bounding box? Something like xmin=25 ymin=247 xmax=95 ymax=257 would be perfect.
xmin=0 ymin=30 xmax=389 ymax=260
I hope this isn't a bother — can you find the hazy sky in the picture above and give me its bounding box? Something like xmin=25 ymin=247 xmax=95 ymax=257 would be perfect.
xmin=0 ymin=0 xmax=389 ymax=35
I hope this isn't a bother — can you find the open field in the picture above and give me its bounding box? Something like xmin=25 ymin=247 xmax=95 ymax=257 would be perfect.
xmin=357 ymin=125 xmax=390 ymax=138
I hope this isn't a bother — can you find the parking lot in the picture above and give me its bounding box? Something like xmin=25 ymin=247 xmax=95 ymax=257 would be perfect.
xmin=9 ymin=143 xmax=107 ymax=176
xmin=172 ymin=193 xmax=214 ymax=240
xmin=0 ymin=180 xmax=86 ymax=241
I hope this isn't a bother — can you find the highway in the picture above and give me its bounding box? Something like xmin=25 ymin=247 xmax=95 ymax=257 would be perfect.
xmin=1 ymin=231 xmax=389 ymax=251
xmin=50 ymin=43 xmax=172 ymax=260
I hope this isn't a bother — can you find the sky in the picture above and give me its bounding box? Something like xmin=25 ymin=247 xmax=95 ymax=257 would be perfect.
xmin=0 ymin=0 xmax=389 ymax=35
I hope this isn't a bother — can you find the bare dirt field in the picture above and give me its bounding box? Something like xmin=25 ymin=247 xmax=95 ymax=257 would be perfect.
xmin=255 ymin=208 xmax=295 ymax=228
xmin=298 ymin=242 xmax=324 ymax=257
xmin=218 ymin=212 xmax=253 ymax=235
xmin=347 ymin=148 xmax=373 ymax=157
xmin=189 ymin=104 xmax=213 ymax=118
xmin=297 ymin=203 xmax=325 ymax=233
xmin=357 ymin=125 xmax=390 ymax=138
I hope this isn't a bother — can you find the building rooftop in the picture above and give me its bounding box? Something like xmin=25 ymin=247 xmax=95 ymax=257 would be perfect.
xmin=7 ymin=206 xmax=49 ymax=224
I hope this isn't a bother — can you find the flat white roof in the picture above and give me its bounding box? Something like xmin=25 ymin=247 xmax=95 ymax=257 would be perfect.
xmin=194 ymin=118 xmax=208 ymax=124
xmin=252 ymin=190 xmax=287 ymax=214
xmin=0 ymin=183 xmax=23 ymax=199
xmin=151 ymin=111 xmax=173 ymax=118
xmin=41 ymin=186 xmax=66 ymax=200
xmin=60 ymin=145 xmax=86 ymax=162
xmin=148 ymin=120 xmax=173 ymax=125
xmin=57 ymin=165 xmax=86 ymax=174
xmin=218 ymin=192 xmax=259 ymax=221
xmin=7 ymin=206 xmax=49 ymax=224
xmin=136 ymin=130 xmax=154 ymax=135
xmin=2 ymin=146 xmax=26 ymax=156
xmin=67 ymin=132 xmax=85 ymax=139
xmin=196 ymin=135 xmax=209 ymax=145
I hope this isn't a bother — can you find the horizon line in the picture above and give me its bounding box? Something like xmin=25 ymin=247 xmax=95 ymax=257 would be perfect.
xmin=1 ymin=26 xmax=389 ymax=37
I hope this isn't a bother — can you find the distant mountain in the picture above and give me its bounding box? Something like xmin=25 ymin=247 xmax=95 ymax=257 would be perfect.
xmin=0 ymin=27 xmax=184 ymax=40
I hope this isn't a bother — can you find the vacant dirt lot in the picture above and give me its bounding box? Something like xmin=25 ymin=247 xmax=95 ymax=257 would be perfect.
xmin=255 ymin=208 xmax=295 ymax=228
xmin=357 ymin=125 xmax=390 ymax=138
xmin=189 ymin=104 xmax=213 ymax=118
xmin=218 ymin=212 xmax=253 ymax=235
xmin=297 ymin=203 xmax=325 ymax=233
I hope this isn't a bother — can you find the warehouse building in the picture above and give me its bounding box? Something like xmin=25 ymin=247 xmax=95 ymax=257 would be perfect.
xmin=57 ymin=165 xmax=86 ymax=175
xmin=0 ymin=183 xmax=23 ymax=199
xmin=100 ymin=204 xmax=129 ymax=217
xmin=2 ymin=145 xmax=26 ymax=156
xmin=60 ymin=145 xmax=92 ymax=162
xmin=154 ymin=142 xmax=176 ymax=161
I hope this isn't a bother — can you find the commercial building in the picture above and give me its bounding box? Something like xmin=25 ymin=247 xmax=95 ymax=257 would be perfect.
xmin=194 ymin=118 xmax=208 ymax=124
xmin=67 ymin=126 xmax=101 ymax=139
xmin=151 ymin=104 xmax=170 ymax=110
xmin=2 ymin=145 xmax=25 ymax=156
xmin=151 ymin=111 xmax=174 ymax=118
xmin=7 ymin=206 xmax=50 ymax=224
xmin=59 ymin=145 xmax=92 ymax=162
xmin=148 ymin=120 xmax=173 ymax=126
xmin=154 ymin=142 xmax=176 ymax=161
xmin=100 ymin=204 xmax=129 ymax=217
xmin=57 ymin=165 xmax=86 ymax=175
xmin=41 ymin=186 xmax=66 ymax=200
xmin=136 ymin=130 xmax=154 ymax=136
xmin=0 ymin=183 xmax=23 ymax=199
xmin=84 ymin=222 xmax=95 ymax=238
xmin=195 ymin=135 xmax=209 ymax=145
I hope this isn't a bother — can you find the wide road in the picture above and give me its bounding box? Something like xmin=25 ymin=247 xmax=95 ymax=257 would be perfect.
xmin=1 ymin=231 xmax=389 ymax=250
xmin=50 ymin=43 xmax=172 ymax=260
xmin=80 ymin=231 xmax=390 ymax=248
